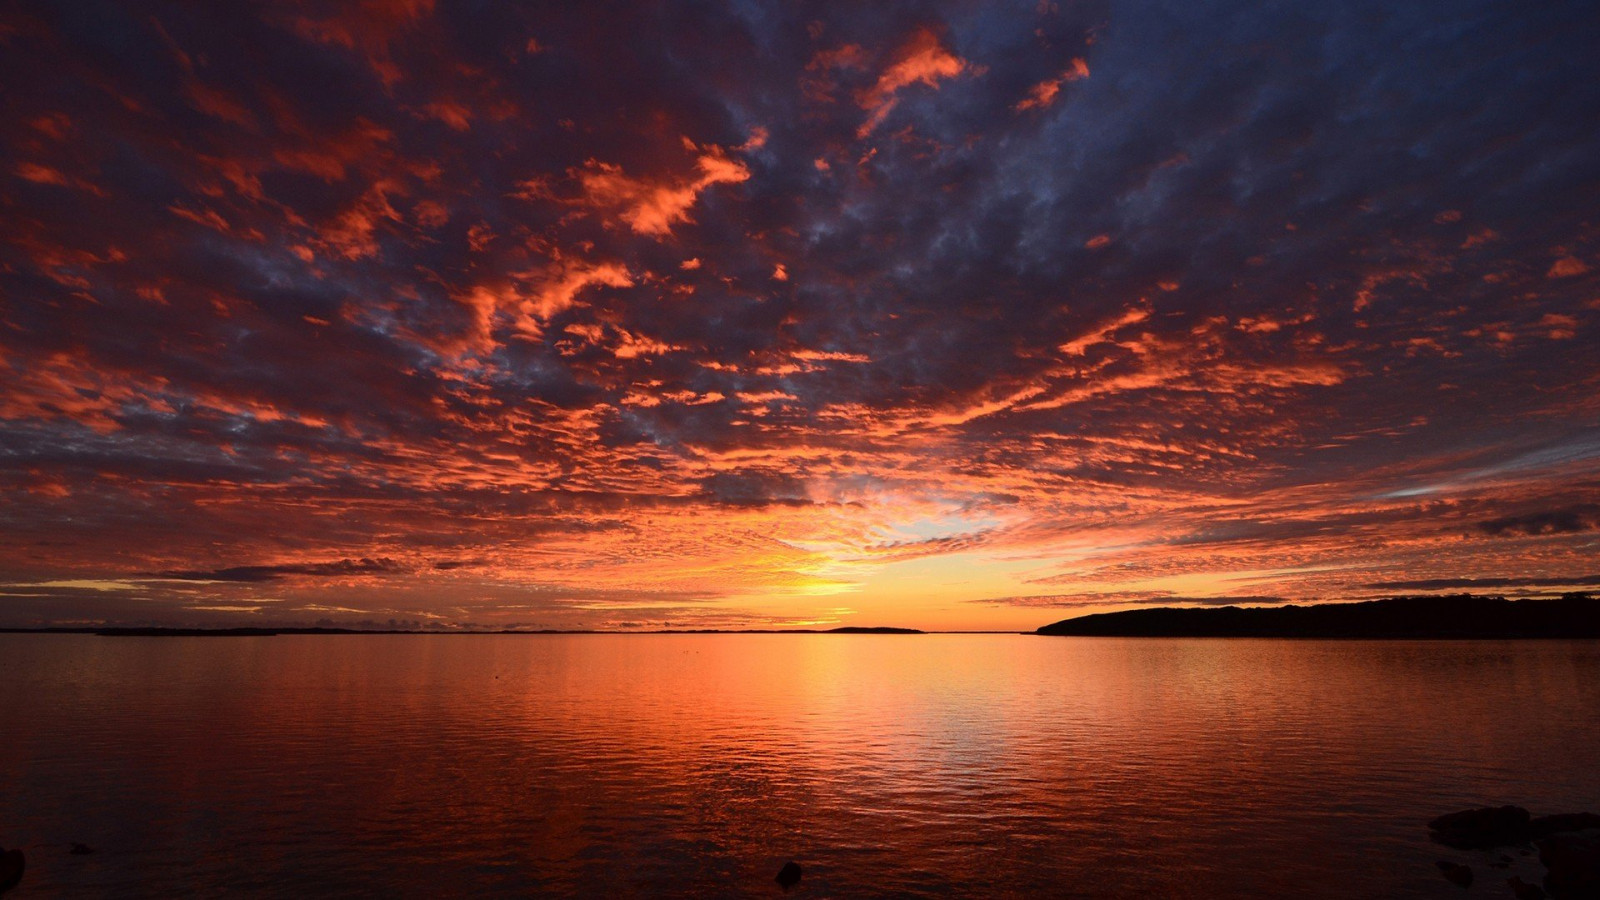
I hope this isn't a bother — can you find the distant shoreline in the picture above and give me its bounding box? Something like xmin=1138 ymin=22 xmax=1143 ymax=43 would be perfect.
xmin=1035 ymin=594 xmax=1600 ymax=639
xmin=8 ymin=594 xmax=1599 ymax=638
xmin=0 ymin=625 xmax=936 ymax=637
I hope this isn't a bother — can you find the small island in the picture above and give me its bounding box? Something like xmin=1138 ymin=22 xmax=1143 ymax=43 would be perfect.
xmin=1036 ymin=593 xmax=1600 ymax=638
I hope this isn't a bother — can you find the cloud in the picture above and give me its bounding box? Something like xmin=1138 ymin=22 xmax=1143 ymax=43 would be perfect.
xmin=1477 ymin=504 xmax=1600 ymax=537
xmin=154 ymin=558 xmax=404 ymax=583
xmin=1014 ymin=57 xmax=1089 ymax=112
xmin=1365 ymin=575 xmax=1600 ymax=591
xmin=1548 ymin=256 xmax=1591 ymax=278
xmin=856 ymin=27 xmax=968 ymax=137
xmin=970 ymin=592 xmax=1290 ymax=608
xmin=571 ymin=145 xmax=752 ymax=237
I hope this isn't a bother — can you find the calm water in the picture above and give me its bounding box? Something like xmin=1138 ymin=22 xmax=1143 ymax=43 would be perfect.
xmin=2 ymin=634 xmax=1598 ymax=898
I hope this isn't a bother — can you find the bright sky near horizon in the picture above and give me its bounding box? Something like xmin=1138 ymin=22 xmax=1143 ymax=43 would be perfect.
xmin=2 ymin=1 xmax=1598 ymax=630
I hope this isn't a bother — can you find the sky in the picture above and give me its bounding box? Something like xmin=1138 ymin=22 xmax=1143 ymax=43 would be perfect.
xmin=1 ymin=0 xmax=1599 ymax=631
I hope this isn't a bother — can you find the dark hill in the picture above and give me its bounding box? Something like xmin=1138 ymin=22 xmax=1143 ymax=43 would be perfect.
xmin=825 ymin=626 xmax=924 ymax=634
xmin=1036 ymin=593 xmax=1600 ymax=638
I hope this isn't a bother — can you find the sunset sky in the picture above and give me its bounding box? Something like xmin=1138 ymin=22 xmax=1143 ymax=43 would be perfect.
xmin=2 ymin=1 xmax=1598 ymax=631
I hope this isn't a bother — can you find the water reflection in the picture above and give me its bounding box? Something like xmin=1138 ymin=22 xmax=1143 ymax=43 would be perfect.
xmin=2 ymin=634 xmax=1598 ymax=896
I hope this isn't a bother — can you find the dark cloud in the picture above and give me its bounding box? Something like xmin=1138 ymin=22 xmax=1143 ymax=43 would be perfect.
xmin=1477 ymin=505 xmax=1600 ymax=537
xmin=971 ymin=593 xmax=1290 ymax=608
xmin=154 ymin=558 xmax=403 ymax=583
xmin=1365 ymin=575 xmax=1600 ymax=591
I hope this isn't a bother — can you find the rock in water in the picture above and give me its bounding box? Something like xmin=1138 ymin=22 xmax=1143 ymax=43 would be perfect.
xmin=1507 ymin=876 xmax=1547 ymax=900
xmin=1429 ymin=806 xmax=1532 ymax=848
xmin=0 ymin=848 xmax=24 ymax=894
xmin=775 ymin=861 xmax=802 ymax=889
xmin=1530 ymin=814 xmax=1600 ymax=840
xmin=1435 ymin=861 xmax=1473 ymax=888
xmin=69 ymin=842 xmax=94 ymax=855
xmin=1538 ymin=829 xmax=1600 ymax=899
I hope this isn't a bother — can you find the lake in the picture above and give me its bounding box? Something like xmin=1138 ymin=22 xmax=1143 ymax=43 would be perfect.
xmin=3 ymin=634 xmax=1598 ymax=897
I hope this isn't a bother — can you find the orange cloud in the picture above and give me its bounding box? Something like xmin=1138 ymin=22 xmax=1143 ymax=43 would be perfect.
xmin=857 ymin=28 xmax=968 ymax=137
xmin=420 ymin=99 xmax=472 ymax=131
xmin=1548 ymin=256 xmax=1590 ymax=278
xmin=520 ymin=260 xmax=634 ymax=330
xmin=184 ymin=81 xmax=259 ymax=129
xmin=312 ymin=180 xmax=405 ymax=259
xmin=1014 ymin=57 xmax=1089 ymax=112
xmin=574 ymin=145 xmax=752 ymax=237
xmin=1058 ymin=307 xmax=1150 ymax=356
xmin=12 ymin=162 xmax=104 ymax=195
xmin=448 ymin=260 xmax=633 ymax=353
xmin=283 ymin=0 xmax=435 ymax=87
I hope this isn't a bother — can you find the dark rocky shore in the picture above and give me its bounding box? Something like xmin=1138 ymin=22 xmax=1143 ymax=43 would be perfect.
xmin=1428 ymin=806 xmax=1600 ymax=898
xmin=0 ymin=847 xmax=22 ymax=895
xmin=1036 ymin=593 xmax=1600 ymax=638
